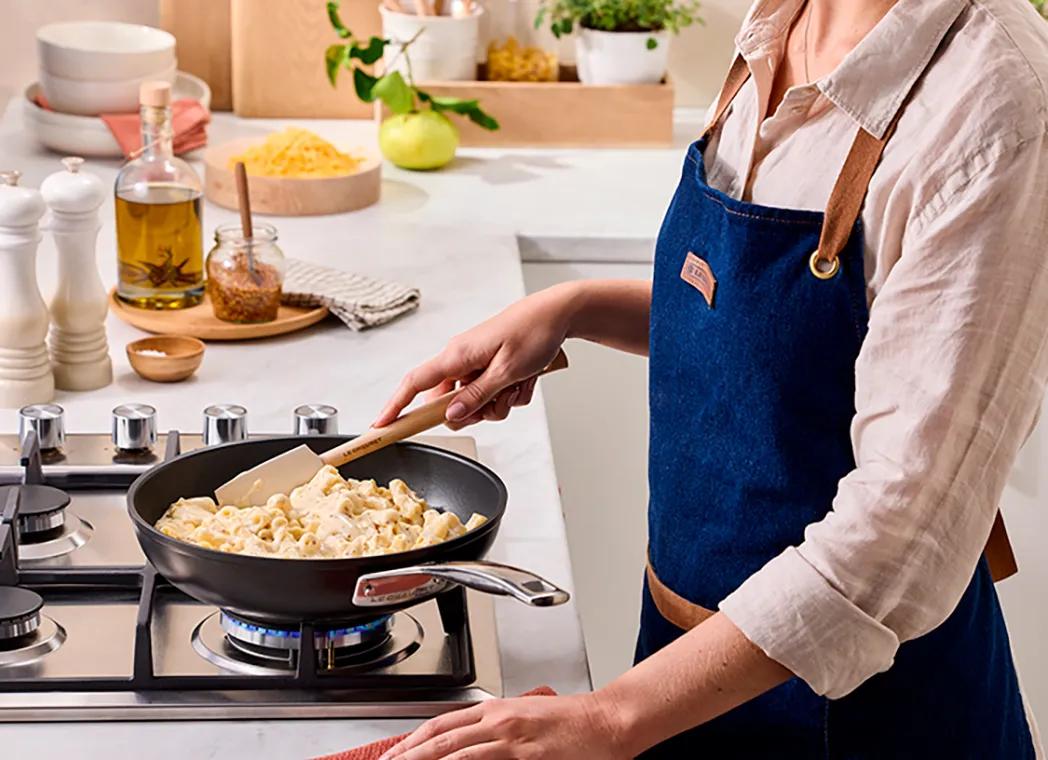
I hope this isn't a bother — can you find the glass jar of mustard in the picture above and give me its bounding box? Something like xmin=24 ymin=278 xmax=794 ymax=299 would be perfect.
xmin=205 ymin=222 xmax=284 ymax=324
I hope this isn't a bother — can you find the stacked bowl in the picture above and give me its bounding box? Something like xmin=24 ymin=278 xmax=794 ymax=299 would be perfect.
xmin=36 ymin=21 xmax=177 ymax=116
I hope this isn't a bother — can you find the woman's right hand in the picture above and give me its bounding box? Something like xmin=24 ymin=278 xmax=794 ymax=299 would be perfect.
xmin=373 ymin=283 xmax=580 ymax=430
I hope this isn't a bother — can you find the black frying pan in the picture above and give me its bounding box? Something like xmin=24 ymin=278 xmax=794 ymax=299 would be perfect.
xmin=128 ymin=435 xmax=568 ymax=625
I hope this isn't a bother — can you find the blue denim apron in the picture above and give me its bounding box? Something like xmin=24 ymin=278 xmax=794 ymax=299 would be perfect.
xmin=635 ymin=57 xmax=1034 ymax=758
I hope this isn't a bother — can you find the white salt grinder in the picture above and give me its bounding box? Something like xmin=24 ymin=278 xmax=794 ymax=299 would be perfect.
xmin=41 ymin=157 xmax=113 ymax=391
xmin=0 ymin=170 xmax=54 ymax=408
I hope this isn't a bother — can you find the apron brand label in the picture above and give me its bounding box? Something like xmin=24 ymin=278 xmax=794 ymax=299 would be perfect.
xmin=681 ymin=252 xmax=716 ymax=307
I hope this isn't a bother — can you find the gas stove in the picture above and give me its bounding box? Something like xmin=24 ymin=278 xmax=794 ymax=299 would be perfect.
xmin=0 ymin=403 xmax=501 ymax=721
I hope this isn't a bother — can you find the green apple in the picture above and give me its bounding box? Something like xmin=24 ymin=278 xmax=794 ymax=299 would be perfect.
xmin=379 ymin=111 xmax=460 ymax=170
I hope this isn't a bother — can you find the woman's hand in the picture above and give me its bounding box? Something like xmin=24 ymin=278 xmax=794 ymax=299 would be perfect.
xmin=377 ymin=693 xmax=629 ymax=760
xmin=373 ymin=283 xmax=581 ymax=430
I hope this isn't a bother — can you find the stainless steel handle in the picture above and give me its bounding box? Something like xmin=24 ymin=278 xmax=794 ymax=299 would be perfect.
xmin=353 ymin=560 xmax=570 ymax=608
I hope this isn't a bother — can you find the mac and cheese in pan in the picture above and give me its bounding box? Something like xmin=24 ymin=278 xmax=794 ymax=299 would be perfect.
xmin=155 ymin=465 xmax=487 ymax=559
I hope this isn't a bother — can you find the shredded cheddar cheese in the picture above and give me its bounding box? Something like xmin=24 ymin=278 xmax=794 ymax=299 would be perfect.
xmin=230 ymin=128 xmax=364 ymax=178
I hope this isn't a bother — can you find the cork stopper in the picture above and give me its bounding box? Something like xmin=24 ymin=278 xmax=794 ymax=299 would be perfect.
xmin=139 ymin=81 xmax=172 ymax=108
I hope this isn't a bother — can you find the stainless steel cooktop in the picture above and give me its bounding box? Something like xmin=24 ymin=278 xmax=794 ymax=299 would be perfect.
xmin=0 ymin=403 xmax=502 ymax=722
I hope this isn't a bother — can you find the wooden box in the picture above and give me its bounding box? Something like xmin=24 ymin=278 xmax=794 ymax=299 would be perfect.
xmin=381 ymin=66 xmax=675 ymax=148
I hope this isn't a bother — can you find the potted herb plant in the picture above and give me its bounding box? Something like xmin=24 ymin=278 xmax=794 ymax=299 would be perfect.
xmin=536 ymin=0 xmax=701 ymax=85
xmin=325 ymin=1 xmax=498 ymax=171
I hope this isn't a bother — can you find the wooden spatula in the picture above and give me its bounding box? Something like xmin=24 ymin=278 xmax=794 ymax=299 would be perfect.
xmin=214 ymin=349 xmax=569 ymax=506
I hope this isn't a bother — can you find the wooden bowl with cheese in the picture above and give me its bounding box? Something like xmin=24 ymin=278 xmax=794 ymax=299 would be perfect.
xmin=203 ymin=128 xmax=381 ymax=216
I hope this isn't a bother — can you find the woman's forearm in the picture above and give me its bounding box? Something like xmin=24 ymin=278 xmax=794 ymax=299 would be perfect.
xmin=597 ymin=613 xmax=791 ymax=756
xmin=561 ymin=279 xmax=652 ymax=356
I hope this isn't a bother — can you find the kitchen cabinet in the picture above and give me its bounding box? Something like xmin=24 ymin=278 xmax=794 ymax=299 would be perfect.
xmin=523 ymin=259 xmax=652 ymax=687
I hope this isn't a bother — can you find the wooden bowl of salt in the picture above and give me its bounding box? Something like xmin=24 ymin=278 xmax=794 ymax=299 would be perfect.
xmin=126 ymin=335 xmax=205 ymax=382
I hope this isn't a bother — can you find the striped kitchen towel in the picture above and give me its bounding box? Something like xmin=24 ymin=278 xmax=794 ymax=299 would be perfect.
xmin=282 ymin=259 xmax=420 ymax=331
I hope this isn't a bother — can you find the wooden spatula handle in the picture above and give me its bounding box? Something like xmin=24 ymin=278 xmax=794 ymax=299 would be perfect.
xmin=320 ymin=349 xmax=570 ymax=468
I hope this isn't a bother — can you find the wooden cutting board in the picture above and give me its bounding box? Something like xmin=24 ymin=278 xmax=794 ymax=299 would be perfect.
xmin=230 ymin=0 xmax=381 ymax=118
xmin=159 ymin=0 xmax=233 ymax=111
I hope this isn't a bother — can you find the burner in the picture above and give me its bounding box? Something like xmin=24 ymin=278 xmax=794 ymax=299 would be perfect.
xmin=0 ymin=485 xmax=70 ymax=538
xmin=0 ymin=616 xmax=65 ymax=666
xmin=192 ymin=611 xmax=423 ymax=675
xmin=0 ymin=587 xmax=43 ymax=643
xmin=14 ymin=513 xmax=92 ymax=561
xmin=221 ymin=613 xmax=393 ymax=652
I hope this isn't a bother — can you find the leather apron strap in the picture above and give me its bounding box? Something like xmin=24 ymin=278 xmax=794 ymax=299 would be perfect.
xmin=649 ymin=54 xmax=1019 ymax=632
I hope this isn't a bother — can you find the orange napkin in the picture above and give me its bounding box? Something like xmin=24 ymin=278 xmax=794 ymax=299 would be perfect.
xmin=33 ymin=94 xmax=210 ymax=158
xmin=312 ymin=687 xmax=558 ymax=760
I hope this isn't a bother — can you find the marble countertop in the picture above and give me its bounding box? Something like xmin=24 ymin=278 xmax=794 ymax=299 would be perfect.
xmin=0 ymin=98 xmax=699 ymax=757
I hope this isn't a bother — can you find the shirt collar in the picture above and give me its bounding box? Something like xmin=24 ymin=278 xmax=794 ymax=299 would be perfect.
xmin=735 ymin=0 xmax=968 ymax=139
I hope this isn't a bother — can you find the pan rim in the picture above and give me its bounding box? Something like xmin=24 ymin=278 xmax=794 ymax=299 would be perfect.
xmin=127 ymin=436 xmax=508 ymax=568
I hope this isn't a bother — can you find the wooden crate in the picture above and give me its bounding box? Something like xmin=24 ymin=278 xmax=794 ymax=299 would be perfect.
xmin=380 ymin=65 xmax=674 ymax=148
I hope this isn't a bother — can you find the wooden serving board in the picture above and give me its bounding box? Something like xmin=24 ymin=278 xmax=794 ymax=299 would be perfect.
xmin=230 ymin=0 xmax=381 ymax=118
xmin=205 ymin=138 xmax=382 ymax=217
xmin=159 ymin=0 xmax=233 ymax=111
xmin=109 ymin=290 xmax=329 ymax=341
xmin=379 ymin=65 xmax=675 ymax=148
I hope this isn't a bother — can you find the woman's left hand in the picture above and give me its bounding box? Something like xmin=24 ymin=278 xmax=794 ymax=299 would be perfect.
xmin=377 ymin=693 xmax=629 ymax=760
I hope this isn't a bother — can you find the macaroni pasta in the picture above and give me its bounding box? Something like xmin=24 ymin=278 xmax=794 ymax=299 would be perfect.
xmin=156 ymin=465 xmax=487 ymax=559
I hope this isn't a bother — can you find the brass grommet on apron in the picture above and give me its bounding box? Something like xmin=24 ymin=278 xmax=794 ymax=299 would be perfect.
xmin=809 ymin=251 xmax=840 ymax=279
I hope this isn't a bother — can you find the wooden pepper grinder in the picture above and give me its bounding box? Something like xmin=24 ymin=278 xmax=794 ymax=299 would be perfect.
xmin=41 ymin=157 xmax=113 ymax=391
xmin=0 ymin=170 xmax=54 ymax=408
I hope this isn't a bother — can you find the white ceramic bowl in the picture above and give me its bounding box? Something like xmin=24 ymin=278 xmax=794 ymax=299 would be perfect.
xmin=23 ymin=72 xmax=211 ymax=158
xmin=40 ymin=63 xmax=177 ymax=116
xmin=37 ymin=21 xmax=175 ymax=82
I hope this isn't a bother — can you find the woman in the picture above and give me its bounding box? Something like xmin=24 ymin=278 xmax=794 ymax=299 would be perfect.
xmin=375 ymin=0 xmax=1048 ymax=756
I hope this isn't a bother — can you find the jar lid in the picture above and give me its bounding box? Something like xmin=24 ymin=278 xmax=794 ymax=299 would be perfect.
xmin=0 ymin=170 xmax=45 ymax=228
xmin=40 ymin=157 xmax=106 ymax=214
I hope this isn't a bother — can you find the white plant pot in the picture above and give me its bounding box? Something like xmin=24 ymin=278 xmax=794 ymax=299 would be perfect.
xmin=379 ymin=3 xmax=482 ymax=83
xmin=575 ymin=28 xmax=670 ymax=85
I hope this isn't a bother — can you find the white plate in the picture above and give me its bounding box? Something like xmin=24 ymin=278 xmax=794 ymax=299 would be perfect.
xmin=22 ymin=71 xmax=211 ymax=158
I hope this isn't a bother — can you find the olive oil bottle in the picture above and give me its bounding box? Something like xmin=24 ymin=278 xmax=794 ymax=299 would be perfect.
xmin=114 ymin=81 xmax=204 ymax=309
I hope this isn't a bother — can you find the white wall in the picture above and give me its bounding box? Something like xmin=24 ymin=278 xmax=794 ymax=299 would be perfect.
xmin=0 ymin=0 xmax=160 ymax=105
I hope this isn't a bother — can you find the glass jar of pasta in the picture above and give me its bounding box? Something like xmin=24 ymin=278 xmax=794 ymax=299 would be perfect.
xmin=486 ymin=0 xmax=558 ymax=82
xmin=205 ymin=223 xmax=285 ymax=324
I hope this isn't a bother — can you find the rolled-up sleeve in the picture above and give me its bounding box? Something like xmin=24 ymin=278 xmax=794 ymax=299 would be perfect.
xmin=720 ymin=129 xmax=1048 ymax=699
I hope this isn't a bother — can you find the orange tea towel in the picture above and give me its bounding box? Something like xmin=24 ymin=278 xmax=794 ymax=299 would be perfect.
xmin=312 ymin=687 xmax=558 ymax=760
xmin=34 ymin=94 xmax=210 ymax=158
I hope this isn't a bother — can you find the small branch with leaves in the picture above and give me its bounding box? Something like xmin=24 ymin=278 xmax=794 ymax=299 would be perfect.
xmin=325 ymin=1 xmax=498 ymax=130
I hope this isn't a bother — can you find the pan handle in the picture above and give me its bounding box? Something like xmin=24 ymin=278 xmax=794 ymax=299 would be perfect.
xmin=353 ymin=561 xmax=570 ymax=608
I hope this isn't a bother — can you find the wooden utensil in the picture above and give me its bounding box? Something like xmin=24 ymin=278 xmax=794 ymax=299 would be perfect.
xmin=216 ymin=350 xmax=570 ymax=506
xmin=233 ymin=161 xmax=262 ymax=285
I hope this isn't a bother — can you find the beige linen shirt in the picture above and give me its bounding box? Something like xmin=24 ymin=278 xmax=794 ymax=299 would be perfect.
xmin=710 ymin=0 xmax=1048 ymax=707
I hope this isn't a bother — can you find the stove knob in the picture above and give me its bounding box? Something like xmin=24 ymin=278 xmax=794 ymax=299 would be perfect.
xmin=293 ymin=404 xmax=339 ymax=435
xmin=203 ymin=404 xmax=248 ymax=446
xmin=18 ymin=404 xmax=65 ymax=451
xmin=111 ymin=403 xmax=157 ymax=451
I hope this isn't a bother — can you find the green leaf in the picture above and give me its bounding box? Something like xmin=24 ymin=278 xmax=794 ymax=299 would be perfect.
xmin=646 ymin=37 xmax=658 ymax=50
xmin=372 ymin=71 xmax=414 ymax=114
xmin=428 ymin=96 xmax=500 ymax=131
xmin=324 ymin=44 xmax=349 ymax=86
xmin=350 ymin=36 xmax=387 ymax=65
xmin=327 ymin=1 xmax=352 ymax=38
xmin=353 ymin=68 xmax=380 ymax=102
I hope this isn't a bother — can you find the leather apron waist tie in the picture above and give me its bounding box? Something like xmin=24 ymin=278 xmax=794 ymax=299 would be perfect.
xmin=647 ymin=510 xmax=1017 ymax=634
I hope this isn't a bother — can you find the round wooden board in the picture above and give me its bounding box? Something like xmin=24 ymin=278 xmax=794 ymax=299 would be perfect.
xmin=108 ymin=289 xmax=330 ymax=341
xmin=204 ymin=137 xmax=382 ymax=216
